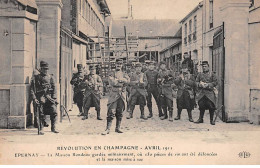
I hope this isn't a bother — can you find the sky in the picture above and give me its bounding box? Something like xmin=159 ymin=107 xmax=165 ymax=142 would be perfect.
xmin=106 ymin=0 xmax=202 ymax=20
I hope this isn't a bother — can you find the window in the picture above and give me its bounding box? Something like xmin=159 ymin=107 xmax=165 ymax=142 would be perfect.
xmin=209 ymin=0 xmax=213 ymax=28
xmin=193 ymin=16 xmax=197 ymax=41
xmin=189 ymin=19 xmax=192 ymax=34
xmin=184 ymin=23 xmax=187 ymax=45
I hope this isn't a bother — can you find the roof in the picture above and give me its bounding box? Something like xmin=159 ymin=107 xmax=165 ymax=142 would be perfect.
xmin=179 ymin=1 xmax=203 ymax=23
xmin=159 ymin=40 xmax=182 ymax=53
xmin=111 ymin=19 xmax=181 ymax=37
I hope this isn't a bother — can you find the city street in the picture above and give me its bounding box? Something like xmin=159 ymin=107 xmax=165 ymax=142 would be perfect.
xmin=1 ymin=97 xmax=260 ymax=142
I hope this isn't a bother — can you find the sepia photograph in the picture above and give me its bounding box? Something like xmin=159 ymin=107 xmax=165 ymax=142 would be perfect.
xmin=0 ymin=0 xmax=260 ymax=165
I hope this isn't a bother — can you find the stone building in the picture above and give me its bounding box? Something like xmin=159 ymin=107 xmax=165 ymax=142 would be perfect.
xmin=110 ymin=19 xmax=181 ymax=63
xmin=180 ymin=1 xmax=203 ymax=72
xmin=177 ymin=0 xmax=260 ymax=124
xmin=0 ymin=0 xmax=111 ymax=129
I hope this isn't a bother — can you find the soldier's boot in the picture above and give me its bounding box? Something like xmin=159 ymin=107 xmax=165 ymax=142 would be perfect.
xmin=187 ymin=110 xmax=194 ymax=122
xmin=39 ymin=118 xmax=44 ymax=135
xmin=77 ymin=108 xmax=84 ymax=117
xmin=51 ymin=117 xmax=59 ymax=134
xmin=209 ymin=110 xmax=215 ymax=125
xmin=126 ymin=111 xmax=132 ymax=119
xmin=147 ymin=107 xmax=153 ymax=118
xmin=174 ymin=109 xmax=182 ymax=120
xmin=96 ymin=110 xmax=103 ymax=120
xmin=115 ymin=118 xmax=123 ymax=133
xmin=140 ymin=109 xmax=148 ymax=120
xmin=158 ymin=108 xmax=163 ymax=117
xmin=82 ymin=109 xmax=89 ymax=120
xmin=101 ymin=119 xmax=112 ymax=135
xmin=169 ymin=110 xmax=173 ymax=122
xmin=194 ymin=110 xmax=205 ymax=124
xmin=160 ymin=108 xmax=168 ymax=120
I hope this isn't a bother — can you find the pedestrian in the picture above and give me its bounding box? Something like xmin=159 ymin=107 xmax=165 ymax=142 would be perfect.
xmin=194 ymin=61 xmax=218 ymax=125
xmin=144 ymin=61 xmax=163 ymax=118
xmin=102 ymin=59 xmax=130 ymax=135
xmin=157 ymin=61 xmax=175 ymax=121
xmin=181 ymin=52 xmax=194 ymax=75
xmin=30 ymin=61 xmax=59 ymax=135
xmin=81 ymin=65 xmax=103 ymax=120
xmin=70 ymin=64 xmax=86 ymax=116
xmin=174 ymin=66 xmax=196 ymax=122
xmin=127 ymin=62 xmax=148 ymax=120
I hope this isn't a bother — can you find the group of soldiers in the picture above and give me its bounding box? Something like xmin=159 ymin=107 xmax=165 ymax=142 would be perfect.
xmin=30 ymin=51 xmax=218 ymax=135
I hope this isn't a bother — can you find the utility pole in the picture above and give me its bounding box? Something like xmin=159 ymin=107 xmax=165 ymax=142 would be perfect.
xmin=124 ymin=26 xmax=129 ymax=63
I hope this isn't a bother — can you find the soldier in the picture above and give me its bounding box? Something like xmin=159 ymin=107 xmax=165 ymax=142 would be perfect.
xmin=174 ymin=66 xmax=196 ymax=122
xmin=102 ymin=59 xmax=130 ymax=135
xmin=194 ymin=61 xmax=218 ymax=125
xmin=30 ymin=61 xmax=59 ymax=135
xmin=127 ymin=62 xmax=148 ymax=120
xmin=157 ymin=61 xmax=175 ymax=121
xmin=70 ymin=64 xmax=86 ymax=116
xmin=182 ymin=52 xmax=194 ymax=75
xmin=126 ymin=62 xmax=135 ymax=112
xmin=144 ymin=61 xmax=163 ymax=118
xmin=81 ymin=65 xmax=103 ymax=120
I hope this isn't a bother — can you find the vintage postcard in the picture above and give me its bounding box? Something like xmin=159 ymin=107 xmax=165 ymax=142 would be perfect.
xmin=0 ymin=0 xmax=260 ymax=165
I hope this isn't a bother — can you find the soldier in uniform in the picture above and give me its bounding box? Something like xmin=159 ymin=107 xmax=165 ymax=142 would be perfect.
xmin=126 ymin=62 xmax=135 ymax=112
xmin=182 ymin=52 xmax=194 ymax=75
xmin=194 ymin=61 xmax=218 ymax=125
xmin=127 ymin=62 xmax=148 ymax=120
xmin=157 ymin=61 xmax=175 ymax=121
xmin=174 ymin=66 xmax=196 ymax=122
xmin=144 ymin=61 xmax=163 ymax=118
xmin=81 ymin=65 xmax=103 ymax=120
xmin=30 ymin=61 xmax=59 ymax=135
xmin=102 ymin=59 xmax=130 ymax=135
xmin=70 ymin=64 xmax=86 ymax=116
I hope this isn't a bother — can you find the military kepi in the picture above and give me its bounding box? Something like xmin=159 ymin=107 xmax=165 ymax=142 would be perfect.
xmin=116 ymin=59 xmax=124 ymax=64
xmin=89 ymin=65 xmax=95 ymax=70
xmin=40 ymin=61 xmax=49 ymax=69
xmin=77 ymin=64 xmax=83 ymax=69
xmin=135 ymin=62 xmax=142 ymax=67
xmin=201 ymin=61 xmax=209 ymax=65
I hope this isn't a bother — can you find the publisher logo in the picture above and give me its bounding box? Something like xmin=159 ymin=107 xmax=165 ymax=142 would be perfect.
xmin=238 ymin=151 xmax=251 ymax=158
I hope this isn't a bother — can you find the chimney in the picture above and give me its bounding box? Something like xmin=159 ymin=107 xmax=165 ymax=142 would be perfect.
xmin=127 ymin=0 xmax=131 ymax=19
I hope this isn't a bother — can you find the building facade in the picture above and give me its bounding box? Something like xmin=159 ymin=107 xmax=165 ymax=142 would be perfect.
xmin=178 ymin=0 xmax=260 ymax=124
xmin=180 ymin=2 xmax=203 ymax=72
xmin=0 ymin=0 xmax=111 ymax=128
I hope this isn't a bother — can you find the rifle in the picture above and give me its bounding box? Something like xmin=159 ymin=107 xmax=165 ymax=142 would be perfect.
xmin=45 ymin=95 xmax=71 ymax=123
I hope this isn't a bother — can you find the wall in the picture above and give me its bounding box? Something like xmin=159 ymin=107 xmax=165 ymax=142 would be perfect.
xmin=0 ymin=1 xmax=38 ymax=128
xmin=249 ymin=0 xmax=260 ymax=124
xmin=181 ymin=6 xmax=203 ymax=71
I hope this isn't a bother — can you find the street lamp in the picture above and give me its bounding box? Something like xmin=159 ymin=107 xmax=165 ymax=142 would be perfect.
xmin=149 ymin=30 xmax=153 ymax=60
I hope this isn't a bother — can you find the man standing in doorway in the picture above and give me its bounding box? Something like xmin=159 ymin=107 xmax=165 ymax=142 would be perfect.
xmin=102 ymin=59 xmax=130 ymax=135
xmin=70 ymin=64 xmax=86 ymax=116
xmin=144 ymin=61 xmax=163 ymax=118
xmin=194 ymin=61 xmax=218 ymax=125
xmin=82 ymin=65 xmax=103 ymax=120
